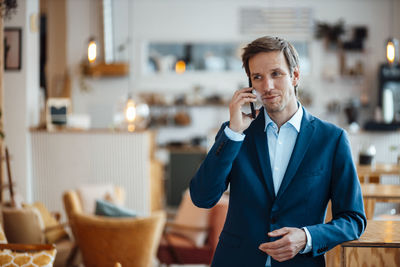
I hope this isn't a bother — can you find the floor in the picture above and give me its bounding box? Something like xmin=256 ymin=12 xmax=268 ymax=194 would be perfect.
xmin=155 ymin=264 xmax=208 ymax=267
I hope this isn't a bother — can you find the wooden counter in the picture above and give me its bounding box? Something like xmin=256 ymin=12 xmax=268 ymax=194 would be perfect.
xmin=357 ymin=163 xmax=399 ymax=183
xmin=361 ymin=183 xmax=400 ymax=219
xmin=362 ymin=183 xmax=400 ymax=199
xmin=341 ymin=221 xmax=400 ymax=266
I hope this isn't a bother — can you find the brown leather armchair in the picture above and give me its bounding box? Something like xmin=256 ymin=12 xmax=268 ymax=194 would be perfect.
xmin=157 ymin=191 xmax=229 ymax=265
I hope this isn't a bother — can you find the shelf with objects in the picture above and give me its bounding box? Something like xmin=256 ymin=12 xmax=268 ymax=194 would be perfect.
xmin=142 ymin=40 xmax=311 ymax=79
xmin=142 ymin=91 xmax=229 ymax=129
xmin=145 ymin=42 xmax=244 ymax=75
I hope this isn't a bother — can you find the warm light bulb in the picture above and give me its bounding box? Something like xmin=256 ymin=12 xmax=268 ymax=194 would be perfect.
xmin=125 ymin=99 xmax=136 ymax=122
xmin=387 ymin=41 xmax=395 ymax=64
xmin=88 ymin=40 xmax=97 ymax=63
xmin=127 ymin=124 xmax=135 ymax=132
xmin=175 ymin=60 xmax=186 ymax=74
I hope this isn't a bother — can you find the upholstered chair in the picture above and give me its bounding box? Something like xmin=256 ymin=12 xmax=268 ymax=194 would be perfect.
xmin=1 ymin=204 xmax=73 ymax=267
xmin=63 ymin=189 xmax=166 ymax=267
xmin=69 ymin=211 xmax=165 ymax=267
xmin=0 ymin=222 xmax=57 ymax=266
xmin=157 ymin=190 xmax=229 ymax=265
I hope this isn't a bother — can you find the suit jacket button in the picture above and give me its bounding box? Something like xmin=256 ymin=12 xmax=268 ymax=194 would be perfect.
xmin=271 ymin=217 xmax=277 ymax=224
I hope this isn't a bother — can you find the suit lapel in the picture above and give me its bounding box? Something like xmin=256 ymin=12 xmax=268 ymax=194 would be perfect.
xmin=250 ymin=108 xmax=275 ymax=199
xmin=276 ymin=108 xmax=315 ymax=200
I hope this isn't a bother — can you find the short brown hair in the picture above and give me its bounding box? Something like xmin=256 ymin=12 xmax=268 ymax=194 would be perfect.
xmin=242 ymin=36 xmax=300 ymax=93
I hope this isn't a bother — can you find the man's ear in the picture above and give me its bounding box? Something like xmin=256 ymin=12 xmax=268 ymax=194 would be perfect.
xmin=292 ymin=67 xmax=300 ymax=86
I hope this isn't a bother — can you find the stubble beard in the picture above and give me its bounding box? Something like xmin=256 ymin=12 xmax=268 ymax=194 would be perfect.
xmin=263 ymin=99 xmax=285 ymax=114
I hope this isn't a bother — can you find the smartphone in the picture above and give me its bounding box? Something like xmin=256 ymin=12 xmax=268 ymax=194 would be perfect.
xmin=248 ymin=77 xmax=256 ymax=119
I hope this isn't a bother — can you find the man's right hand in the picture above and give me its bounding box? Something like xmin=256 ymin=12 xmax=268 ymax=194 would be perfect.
xmin=229 ymin=87 xmax=259 ymax=133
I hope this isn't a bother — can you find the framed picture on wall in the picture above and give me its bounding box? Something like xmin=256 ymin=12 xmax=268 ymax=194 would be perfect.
xmin=4 ymin=27 xmax=22 ymax=71
xmin=46 ymin=98 xmax=71 ymax=131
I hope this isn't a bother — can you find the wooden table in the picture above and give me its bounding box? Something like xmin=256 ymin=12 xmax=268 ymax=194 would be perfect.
xmin=361 ymin=183 xmax=400 ymax=219
xmin=357 ymin=163 xmax=400 ymax=183
xmin=341 ymin=220 xmax=400 ymax=267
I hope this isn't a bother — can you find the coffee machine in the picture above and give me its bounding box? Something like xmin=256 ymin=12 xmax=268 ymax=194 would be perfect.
xmin=378 ymin=63 xmax=400 ymax=122
xmin=365 ymin=63 xmax=400 ymax=130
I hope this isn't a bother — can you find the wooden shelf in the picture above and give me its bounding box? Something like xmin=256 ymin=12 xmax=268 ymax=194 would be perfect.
xmin=83 ymin=62 xmax=129 ymax=77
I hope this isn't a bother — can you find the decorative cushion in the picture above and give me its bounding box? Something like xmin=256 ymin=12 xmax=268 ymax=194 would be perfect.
xmin=77 ymin=184 xmax=121 ymax=214
xmin=0 ymin=249 xmax=56 ymax=266
xmin=31 ymin=202 xmax=69 ymax=243
xmin=95 ymin=199 xmax=137 ymax=217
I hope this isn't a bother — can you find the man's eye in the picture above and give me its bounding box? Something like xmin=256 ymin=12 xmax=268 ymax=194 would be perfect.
xmin=272 ymin=71 xmax=281 ymax=77
xmin=253 ymin=75 xmax=261 ymax=80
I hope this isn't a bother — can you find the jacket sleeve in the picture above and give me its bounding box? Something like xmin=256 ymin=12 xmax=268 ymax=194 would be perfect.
xmin=190 ymin=122 xmax=244 ymax=209
xmin=306 ymin=130 xmax=367 ymax=257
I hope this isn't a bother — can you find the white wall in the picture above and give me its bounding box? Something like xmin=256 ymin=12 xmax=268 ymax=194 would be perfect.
xmin=2 ymin=0 xmax=398 ymax=204
xmin=4 ymin=0 xmax=40 ymax=202
xmin=65 ymin=0 xmax=400 ymax=141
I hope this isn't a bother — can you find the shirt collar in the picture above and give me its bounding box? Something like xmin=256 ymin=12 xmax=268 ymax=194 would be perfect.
xmin=264 ymin=102 xmax=303 ymax=133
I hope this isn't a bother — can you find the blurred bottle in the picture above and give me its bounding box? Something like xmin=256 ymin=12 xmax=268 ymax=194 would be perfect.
xmin=382 ymin=88 xmax=394 ymax=124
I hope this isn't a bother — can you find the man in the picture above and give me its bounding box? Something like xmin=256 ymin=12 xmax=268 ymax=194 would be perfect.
xmin=189 ymin=36 xmax=366 ymax=267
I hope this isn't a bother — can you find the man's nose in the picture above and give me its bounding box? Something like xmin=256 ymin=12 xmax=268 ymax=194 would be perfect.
xmin=261 ymin=78 xmax=274 ymax=91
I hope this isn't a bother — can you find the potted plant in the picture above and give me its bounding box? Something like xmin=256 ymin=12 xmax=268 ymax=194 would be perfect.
xmin=315 ymin=19 xmax=345 ymax=50
xmin=0 ymin=0 xmax=18 ymax=18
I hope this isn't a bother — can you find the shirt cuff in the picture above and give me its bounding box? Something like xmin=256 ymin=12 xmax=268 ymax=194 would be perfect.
xmin=224 ymin=126 xmax=245 ymax=141
xmin=299 ymin=227 xmax=312 ymax=254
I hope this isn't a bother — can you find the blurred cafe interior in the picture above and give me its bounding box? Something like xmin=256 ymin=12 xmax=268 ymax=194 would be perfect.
xmin=0 ymin=0 xmax=400 ymax=266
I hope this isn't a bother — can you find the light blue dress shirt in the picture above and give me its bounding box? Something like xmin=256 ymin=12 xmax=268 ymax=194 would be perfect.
xmin=224 ymin=104 xmax=312 ymax=266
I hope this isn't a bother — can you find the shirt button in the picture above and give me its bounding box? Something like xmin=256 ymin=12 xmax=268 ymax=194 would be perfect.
xmin=278 ymin=141 xmax=282 ymax=145
xmin=274 ymin=167 xmax=279 ymax=171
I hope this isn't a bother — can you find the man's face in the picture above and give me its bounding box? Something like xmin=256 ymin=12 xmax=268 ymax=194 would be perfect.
xmin=249 ymin=51 xmax=299 ymax=115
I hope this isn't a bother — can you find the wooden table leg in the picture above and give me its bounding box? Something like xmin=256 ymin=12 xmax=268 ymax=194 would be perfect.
xmin=341 ymin=246 xmax=346 ymax=267
xmin=369 ymin=175 xmax=380 ymax=184
xmin=363 ymin=198 xmax=376 ymax=220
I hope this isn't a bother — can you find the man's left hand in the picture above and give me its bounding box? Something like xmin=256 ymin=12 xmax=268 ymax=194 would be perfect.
xmin=258 ymin=227 xmax=307 ymax=262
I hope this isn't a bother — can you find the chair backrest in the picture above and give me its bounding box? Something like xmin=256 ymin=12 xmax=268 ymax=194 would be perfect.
xmin=2 ymin=206 xmax=45 ymax=244
xmin=207 ymin=195 xmax=229 ymax=250
xmin=71 ymin=211 xmax=166 ymax=267
xmin=63 ymin=185 xmax=125 ymax=220
xmin=63 ymin=190 xmax=83 ymax=221
xmin=169 ymin=190 xmax=229 ymax=248
xmin=170 ymin=190 xmax=210 ymax=246
xmin=76 ymin=184 xmax=125 ymax=214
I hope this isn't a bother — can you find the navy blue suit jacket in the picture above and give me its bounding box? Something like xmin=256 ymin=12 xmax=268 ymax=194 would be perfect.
xmin=190 ymin=107 xmax=366 ymax=267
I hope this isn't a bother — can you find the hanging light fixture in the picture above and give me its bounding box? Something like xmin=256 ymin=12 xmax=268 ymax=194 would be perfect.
xmin=87 ymin=37 xmax=97 ymax=64
xmin=386 ymin=38 xmax=399 ymax=65
xmin=123 ymin=95 xmax=150 ymax=132
xmin=124 ymin=94 xmax=136 ymax=132
xmin=125 ymin=95 xmax=137 ymax=122
xmin=122 ymin=0 xmax=149 ymax=132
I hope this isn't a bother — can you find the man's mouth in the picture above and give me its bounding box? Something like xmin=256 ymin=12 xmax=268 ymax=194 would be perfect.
xmin=263 ymin=95 xmax=279 ymax=101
